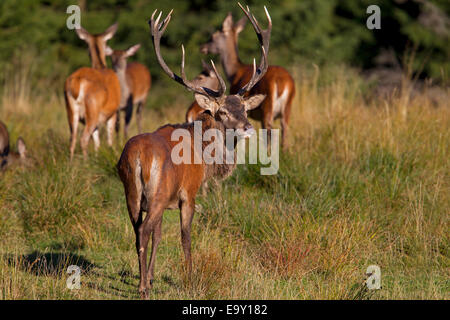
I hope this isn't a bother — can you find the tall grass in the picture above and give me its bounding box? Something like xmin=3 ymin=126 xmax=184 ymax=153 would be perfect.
xmin=0 ymin=62 xmax=448 ymax=299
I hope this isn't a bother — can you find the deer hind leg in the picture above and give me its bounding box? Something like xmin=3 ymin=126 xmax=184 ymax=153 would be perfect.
xmin=114 ymin=110 xmax=121 ymax=134
xmin=69 ymin=110 xmax=79 ymax=160
xmin=280 ymin=85 xmax=295 ymax=151
xmin=123 ymin=156 xmax=147 ymax=297
xmin=138 ymin=201 xmax=165 ymax=298
xmin=106 ymin=112 xmax=117 ymax=147
xmin=146 ymin=215 xmax=162 ymax=289
xmin=92 ymin=128 xmax=100 ymax=152
xmin=179 ymin=198 xmax=195 ymax=281
xmin=65 ymin=93 xmax=79 ymax=160
xmin=261 ymin=97 xmax=274 ymax=151
xmin=80 ymin=124 xmax=96 ymax=159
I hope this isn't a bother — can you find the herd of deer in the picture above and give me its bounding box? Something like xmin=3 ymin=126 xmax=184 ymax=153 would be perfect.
xmin=0 ymin=3 xmax=295 ymax=299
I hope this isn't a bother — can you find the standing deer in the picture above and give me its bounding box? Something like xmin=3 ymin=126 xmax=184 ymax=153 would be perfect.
xmin=64 ymin=23 xmax=121 ymax=159
xmin=117 ymin=6 xmax=270 ymax=298
xmin=185 ymin=60 xmax=220 ymax=122
xmin=200 ymin=3 xmax=295 ymax=149
xmin=0 ymin=121 xmax=27 ymax=169
xmin=106 ymin=44 xmax=152 ymax=139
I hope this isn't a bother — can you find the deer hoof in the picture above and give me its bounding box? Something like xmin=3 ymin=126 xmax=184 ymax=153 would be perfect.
xmin=139 ymin=288 xmax=148 ymax=300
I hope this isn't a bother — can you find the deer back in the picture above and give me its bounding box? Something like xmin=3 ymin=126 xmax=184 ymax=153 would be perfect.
xmin=126 ymin=62 xmax=151 ymax=104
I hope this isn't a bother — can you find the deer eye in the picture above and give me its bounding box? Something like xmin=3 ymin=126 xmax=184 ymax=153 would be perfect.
xmin=218 ymin=110 xmax=227 ymax=116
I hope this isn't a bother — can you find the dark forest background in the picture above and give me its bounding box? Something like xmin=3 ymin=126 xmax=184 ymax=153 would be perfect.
xmin=0 ymin=0 xmax=448 ymax=93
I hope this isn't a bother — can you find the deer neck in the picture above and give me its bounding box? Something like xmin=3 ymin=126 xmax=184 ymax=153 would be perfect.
xmin=113 ymin=64 xmax=130 ymax=108
xmin=220 ymin=40 xmax=244 ymax=83
xmin=88 ymin=43 xmax=108 ymax=69
xmin=195 ymin=113 xmax=237 ymax=181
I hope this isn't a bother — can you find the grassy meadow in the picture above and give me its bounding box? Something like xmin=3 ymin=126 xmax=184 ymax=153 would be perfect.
xmin=0 ymin=64 xmax=448 ymax=300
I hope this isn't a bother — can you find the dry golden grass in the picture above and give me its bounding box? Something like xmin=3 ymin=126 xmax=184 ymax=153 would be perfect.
xmin=0 ymin=63 xmax=448 ymax=299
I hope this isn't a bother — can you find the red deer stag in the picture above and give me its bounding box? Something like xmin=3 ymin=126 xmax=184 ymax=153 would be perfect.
xmin=200 ymin=3 xmax=295 ymax=149
xmin=106 ymin=44 xmax=152 ymax=139
xmin=0 ymin=121 xmax=27 ymax=170
xmin=64 ymin=23 xmax=121 ymax=159
xmin=117 ymin=6 xmax=270 ymax=298
xmin=185 ymin=60 xmax=220 ymax=122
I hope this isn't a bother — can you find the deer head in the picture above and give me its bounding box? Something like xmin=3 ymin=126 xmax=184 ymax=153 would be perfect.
xmin=200 ymin=3 xmax=271 ymax=64
xmin=149 ymin=6 xmax=270 ymax=136
xmin=75 ymin=22 xmax=118 ymax=69
xmin=190 ymin=60 xmax=221 ymax=91
xmin=0 ymin=121 xmax=27 ymax=170
xmin=106 ymin=44 xmax=141 ymax=72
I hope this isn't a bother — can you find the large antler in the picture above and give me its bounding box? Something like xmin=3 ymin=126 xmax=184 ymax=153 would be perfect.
xmin=237 ymin=3 xmax=271 ymax=95
xmin=149 ymin=10 xmax=226 ymax=98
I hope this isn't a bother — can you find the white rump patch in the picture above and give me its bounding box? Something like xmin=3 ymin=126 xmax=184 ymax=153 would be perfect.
xmin=272 ymin=83 xmax=289 ymax=118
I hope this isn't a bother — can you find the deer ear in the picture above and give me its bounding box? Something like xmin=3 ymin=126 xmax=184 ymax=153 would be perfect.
xmin=105 ymin=46 xmax=114 ymax=56
xmin=244 ymin=94 xmax=266 ymax=111
xmin=234 ymin=16 xmax=247 ymax=34
xmin=75 ymin=26 xmax=90 ymax=41
xmin=194 ymin=93 xmax=219 ymax=115
xmin=126 ymin=44 xmax=141 ymax=57
xmin=16 ymin=137 xmax=26 ymax=159
xmin=222 ymin=13 xmax=234 ymax=32
xmin=100 ymin=22 xmax=118 ymax=41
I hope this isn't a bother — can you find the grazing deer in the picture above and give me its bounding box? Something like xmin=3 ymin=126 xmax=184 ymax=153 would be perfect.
xmin=117 ymin=6 xmax=269 ymax=298
xmin=200 ymin=3 xmax=295 ymax=149
xmin=64 ymin=23 xmax=121 ymax=159
xmin=185 ymin=60 xmax=220 ymax=122
xmin=106 ymin=44 xmax=152 ymax=139
xmin=0 ymin=121 xmax=27 ymax=169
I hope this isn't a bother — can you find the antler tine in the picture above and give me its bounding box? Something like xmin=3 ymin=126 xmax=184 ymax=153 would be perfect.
xmin=149 ymin=10 xmax=224 ymax=98
xmin=208 ymin=60 xmax=226 ymax=96
xmin=237 ymin=3 xmax=271 ymax=95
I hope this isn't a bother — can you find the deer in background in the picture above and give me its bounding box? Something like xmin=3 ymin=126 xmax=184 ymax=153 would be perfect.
xmin=118 ymin=5 xmax=269 ymax=298
xmin=0 ymin=121 xmax=27 ymax=170
xmin=185 ymin=60 xmax=220 ymax=122
xmin=200 ymin=3 xmax=295 ymax=150
xmin=64 ymin=23 xmax=121 ymax=159
xmin=106 ymin=44 xmax=152 ymax=139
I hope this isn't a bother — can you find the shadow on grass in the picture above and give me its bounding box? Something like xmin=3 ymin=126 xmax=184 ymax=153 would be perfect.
xmin=4 ymin=251 xmax=96 ymax=276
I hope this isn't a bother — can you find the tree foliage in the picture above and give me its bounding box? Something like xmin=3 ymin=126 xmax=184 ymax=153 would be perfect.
xmin=0 ymin=0 xmax=448 ymax=91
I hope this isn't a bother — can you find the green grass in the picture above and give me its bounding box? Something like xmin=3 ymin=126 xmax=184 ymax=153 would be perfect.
xmin=0 ymin=65 xmax=448 ymax=299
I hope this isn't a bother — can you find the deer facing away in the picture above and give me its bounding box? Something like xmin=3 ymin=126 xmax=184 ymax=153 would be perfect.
xmin=0 ymin=121 xmax=27 ymax=170
xmin=106 ymin=44 xmax=152 ymax=139
xmin=117 ymin=5 xmax=270 ymax=298
xmin=64 ymin=23 xmax=121 ymax=159
xmin=200 ymin=4 xmax=295 ymax=150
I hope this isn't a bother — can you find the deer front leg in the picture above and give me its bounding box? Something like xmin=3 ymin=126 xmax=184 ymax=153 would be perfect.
xmin=179 ymin=199 xmax=195 ymax=280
